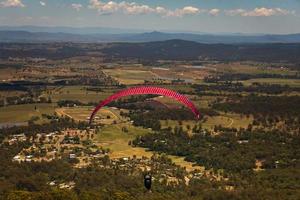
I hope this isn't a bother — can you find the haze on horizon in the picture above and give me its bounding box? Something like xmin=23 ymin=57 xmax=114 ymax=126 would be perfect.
xmin=0 ymin=0 xmax=300 ymax=34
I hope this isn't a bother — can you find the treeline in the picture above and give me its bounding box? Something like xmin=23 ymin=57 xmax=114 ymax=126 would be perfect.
xmin=2 ymin=95 xmax=52 ymax=107
xmin=0 ymin=83 xmax=28 ymax=91
xmin=102 ymin=40 xmax=300 ymax=63
xmin=0 ymin=44 xmax=86 ymax=60
xmin=8 ymin=77 xmax=118 ymax=87
xmin=193 ymin=82 xmax=300 ymax=94
xmin=53 ymin=76 xmax=118 ymax=86
xmin=213 ymin=95 xmax=300 ymax=117
xmin=204 ymin=73 xmax=300 ymax=82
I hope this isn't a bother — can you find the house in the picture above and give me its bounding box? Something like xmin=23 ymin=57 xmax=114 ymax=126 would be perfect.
xmin=69 ymin=154 xmax=76 ymax=159
xmin=13 ymin=155 xmax=20 ymax=162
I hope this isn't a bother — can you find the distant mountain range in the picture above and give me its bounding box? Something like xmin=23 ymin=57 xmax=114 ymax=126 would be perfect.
xmin=0 ymin=26 xmax=300 ymax=43
xmin=1 ymin=39 xmax=300 ymax=63
xmin=102 ymin=39 xmax=300 ymax=62
xmin=0 ymin=26 xmax=146 ymax=34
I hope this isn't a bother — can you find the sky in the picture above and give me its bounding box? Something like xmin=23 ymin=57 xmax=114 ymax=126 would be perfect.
xmin=0 ymin=0 xmax=300 ymax=34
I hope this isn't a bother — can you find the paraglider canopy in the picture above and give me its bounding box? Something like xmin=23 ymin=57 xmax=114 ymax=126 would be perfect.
xmin=89 ymin=86 xmax=200 ymax=124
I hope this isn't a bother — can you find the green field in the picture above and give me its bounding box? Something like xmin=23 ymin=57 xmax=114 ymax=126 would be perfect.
xmin=43 ymin=86 xmax=115 ymax=103
xmin=155 ymin=95 xmax=213 ymax=109
xmin=202 ymin=113 xmax=252 ymax=130
xmin=215 ymin=63 xmax=298 ymax=75
xmin=56 ymin=106 xmax=124 ymax=124
xmin=95 ymin=123 xmax=152 ymax=153
xmin=95 ymin=123 xmax=203 ymax=170
xmin=0 ymin=103 xmax=56 ymax=123
xmin=104 ymin=69 xmax=157 ymax=84
xmin=161 ymin=113 xmax=252 ymax=131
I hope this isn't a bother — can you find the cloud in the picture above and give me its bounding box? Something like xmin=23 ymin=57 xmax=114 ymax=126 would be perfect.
xmin=88 ymin=0 xmax=201 ymax=17
xmin=40 ymin=1 xmax=46 ymax=6
xmin=209 ymin=8 xmax=220 ymax=16
xmin=243 ymin=7 xmax=291 ymax=17
xmin=71 ymin=3 xmax=83 ymax=11
xmin=0 ymin=0 xmax=25 ymax=7
xmin=225 ymin=9 xmax=246 ymax=16
xmin=88 ymin=1 xmax=296 ymax=18
xmin=225 ymin=7 xmax=295 ymax=17
xmin=89 ymin=0 xmax=155 ymax=15
xmin=167 ymin=6 xmax=200 ymax=17
xmin=121 ymin=2 xmax=154 ymax=15
xmin=155 ymin=6 xmax=167 ymax=15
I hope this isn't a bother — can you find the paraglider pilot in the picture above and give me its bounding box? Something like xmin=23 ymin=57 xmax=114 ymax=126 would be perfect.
xmin=144 ymin=174 xmax=152 ymax=191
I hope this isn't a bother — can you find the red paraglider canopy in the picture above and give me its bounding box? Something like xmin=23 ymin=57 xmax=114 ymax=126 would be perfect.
xmin=89 ymin=86 xmax=200 ymax=124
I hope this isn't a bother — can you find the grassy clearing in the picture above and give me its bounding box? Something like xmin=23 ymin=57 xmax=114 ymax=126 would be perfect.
xmin=95 ymin=123 xmax=203 ymax=171
xmin=169 ymin=156 xmax=204 ymax=172
xmin=104 ymin=69 xmax=157 ymax=85
xmin=160 ymin=120 xmax=197 ymax=132
xmin=214 ymin=63 xmax=297 ymax=75
xmin=96 ymin=123 xmax=150 ymax=142
xmin=161 ymin=113 xmax=252 ymax=131
xmin=154 ymin=95 xmax=212 ymax=109
xmin=194 ymin=96 xmax=215 ymax=109
xmin=202 ymin=113 xmax=252 ymax=130
xmin=56 ymin=106 xmax=121 ymax=124
xmin=151 ymin=67 xmax=208 ymax=83
xmin=95 ymin=123 xmax=152 ymax=153
xmin=43 ymin=86 xmax=115 ymax=103
xmin=0 ymin=103 xmax=56 ymax=123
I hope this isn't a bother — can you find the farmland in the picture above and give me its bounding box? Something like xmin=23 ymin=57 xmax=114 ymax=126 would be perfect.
xmin=0 ymin=103 xmax=56 ymax=124
xmin=43 ymin=86 xmax=115 ymax=103
xmin=104 ymin=69 xmax=157 ymax=84
xmin=0 ymin=42 xmax=300 ymax=199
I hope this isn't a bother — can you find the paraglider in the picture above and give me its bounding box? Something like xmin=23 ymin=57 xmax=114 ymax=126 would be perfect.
xmin=89 ymin=86 xmax=200 ymax=124
xmin=89 ymin=86 xmax=200 ymax=191
xmin=144 ymin=174 xmax=152 ymax=191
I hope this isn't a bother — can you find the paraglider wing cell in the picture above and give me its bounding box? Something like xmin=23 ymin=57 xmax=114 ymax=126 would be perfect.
xmin=89 ymin=86 xmax=200 ymax=123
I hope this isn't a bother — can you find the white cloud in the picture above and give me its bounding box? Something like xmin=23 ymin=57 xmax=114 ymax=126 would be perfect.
xmin=0 ymin=0 xmax=25 ymax=7
xmin=40 ymin=1 xmax=46 ymax=6
xmin=225 ymin=7 xmax=294 ymax=17
xmin=89 ymin=0 xmax=155 ymax=15
xmin=243 ymin=7 xmax=284 ymax=17
xmin=167 ymin=6 xmax=200 ymax=17
xmin=225 ymin=9 xmax=246 ymax=16
xmin=71 ymin=3 xmax=83 ymax=11
xmin=88 ymin=1 xmax=296 ymax=18
xmin=88 ymin=0 xmax=201 ymax=17
xmin=209 ymin=8 xmax=220 ymax=16
xmin=124 ymin=4 xmax=154 ymax=15
xmin=155 ymin=6 xmax=167 ymax=15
